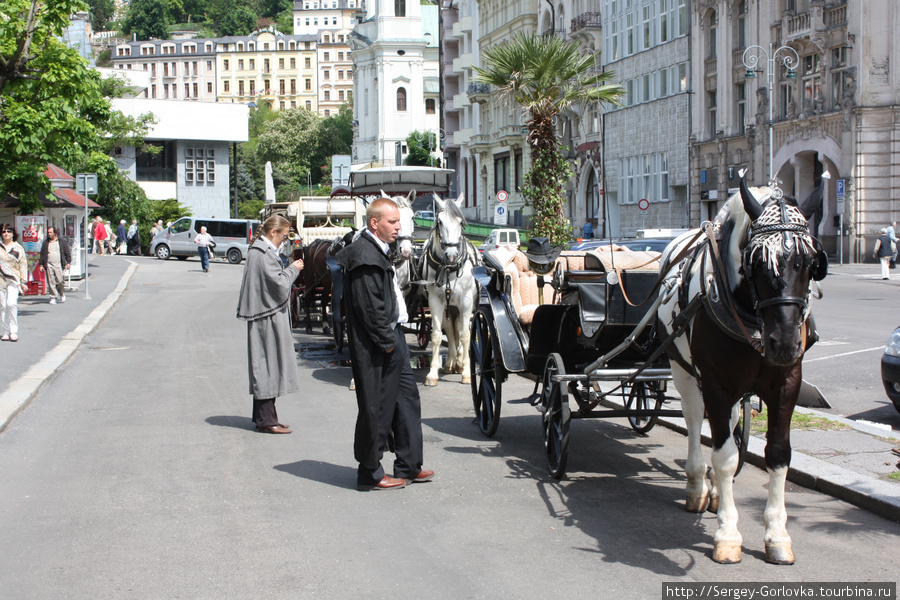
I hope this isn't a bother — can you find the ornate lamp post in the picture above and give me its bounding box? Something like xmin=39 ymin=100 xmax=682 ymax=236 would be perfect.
xmin=742 ymin=43 xmax=800 ymax=181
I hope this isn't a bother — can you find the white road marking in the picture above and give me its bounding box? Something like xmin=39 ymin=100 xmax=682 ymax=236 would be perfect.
xmin=804 ymin=346 xmax=884 ymax=363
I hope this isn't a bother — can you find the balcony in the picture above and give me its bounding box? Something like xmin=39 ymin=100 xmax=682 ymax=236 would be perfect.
xmin=467 ymin=83 xmax=491 ymax=104
xmin=469 ymin=134 xmax=491 ymax=151
xmin=784 ymin=11 xmax=811 ymax=40
xmin=571 ymin=12 xmax=602 ymax=33
xmin=499 ymin=125 xmax=525 ymax=143
xmin=452 ymin=53 xmax=473 ymax=72
xmin=452 ymin=92 xmax=469 ymax=109
xmin=452 ymin=16 xmax=473 ymax=38
xmin=824 ymin=4 xmax=847 ymax=28
xmin=704 ymin=58 xmax=717 ymax=78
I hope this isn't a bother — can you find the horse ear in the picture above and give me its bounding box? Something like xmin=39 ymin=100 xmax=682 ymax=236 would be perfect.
xmin=434 ymin=195 xmax=446 ymax=212
xmin=455 ymin=193 xmax=465 ymax=208
xmin=739 ymin=171 xmax=764 ymax=221
xmin=380 ymin=189 xmax=389 ymax=199
xmin=407 ymin=189 xmax=416 ymax=205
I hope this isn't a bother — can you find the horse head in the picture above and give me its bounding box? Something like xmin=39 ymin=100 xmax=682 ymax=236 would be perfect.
xmin=434 ymin=193 xmax=467 ymax=265
xmin=738 ymin=174 xmax=827 ymax=366
xmin=380 ymin=189 xmax=416 ymax=259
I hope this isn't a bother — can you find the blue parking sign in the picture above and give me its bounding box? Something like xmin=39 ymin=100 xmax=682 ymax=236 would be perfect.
xmin=836 ymin=179 xmax=845 ymax=198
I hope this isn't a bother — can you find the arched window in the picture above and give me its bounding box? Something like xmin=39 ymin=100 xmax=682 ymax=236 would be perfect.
xmin=425 ymin=98 xmax=435 ymax=114
xmin=396 ymin=87 xmax=407 ymax=111
xmin=707 ymin=11 xmax=717 ymax=59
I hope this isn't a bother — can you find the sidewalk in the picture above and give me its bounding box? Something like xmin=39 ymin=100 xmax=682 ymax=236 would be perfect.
xmin=0 ymin=254 xmax=138 ymax=432
xmin=1 ymin=257 xmax=898 ymax=522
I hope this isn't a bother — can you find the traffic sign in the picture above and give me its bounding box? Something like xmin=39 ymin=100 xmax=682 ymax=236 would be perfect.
xmin=494 ymin=203 xmax=508 ymax=225
xmin=497 ymin=190 xmax=508 ymax=202
xmin=638 ymin=198 xmax=650 ymax=211
xmin=836 ymin=179 xmax=845 ymax=198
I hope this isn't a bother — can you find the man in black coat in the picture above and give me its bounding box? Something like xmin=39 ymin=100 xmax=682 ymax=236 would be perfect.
xmin=336 ymin=198 xmax=433 ymax=491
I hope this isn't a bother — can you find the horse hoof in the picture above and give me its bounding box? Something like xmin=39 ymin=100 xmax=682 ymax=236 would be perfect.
xmin=712 ymin=543 xmax=742 ymax=564
xmin=685 ymin=493 xmax=709 ymax=513
xmin=707 ymin=494 xmax=720 ymax=514
xmin=425 ymin=377 xmax=438 ymax=386
xmin=461 ymin=375 xmax=471 ymax=384
xmin=765 ymin=543 xmax=795 ymax=565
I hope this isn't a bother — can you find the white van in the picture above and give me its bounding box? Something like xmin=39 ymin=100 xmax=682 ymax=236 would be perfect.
xmin=150 ymin=217 xmax=260 ymax=264
xmin=480 ymin=229 xmax=520 ymax=252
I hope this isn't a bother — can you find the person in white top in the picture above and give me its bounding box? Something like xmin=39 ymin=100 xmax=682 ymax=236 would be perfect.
xmin=193 ymin=225 xmax=214 ymax=272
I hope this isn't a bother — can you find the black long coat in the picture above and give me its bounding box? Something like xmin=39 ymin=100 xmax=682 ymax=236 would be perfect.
xmin=336 ymin=232 xmax=399 ymax=469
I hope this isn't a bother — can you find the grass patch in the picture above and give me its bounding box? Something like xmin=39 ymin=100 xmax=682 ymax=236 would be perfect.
xmin=750 ymin=406 xmax=853 ymax=434
xmin=887 ymin=471 xmax=900 ymax=483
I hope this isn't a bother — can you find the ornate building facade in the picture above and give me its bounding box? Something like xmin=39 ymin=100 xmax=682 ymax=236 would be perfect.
xmin=690 ymin=0 xmax=897 ymax=260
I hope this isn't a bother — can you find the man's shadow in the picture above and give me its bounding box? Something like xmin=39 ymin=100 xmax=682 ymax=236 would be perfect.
xmin=275 ymin=460 xmax=357 ymax=490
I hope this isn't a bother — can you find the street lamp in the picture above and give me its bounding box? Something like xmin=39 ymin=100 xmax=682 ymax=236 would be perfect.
xmin=742 ymin=43 xmax=800 ymax=182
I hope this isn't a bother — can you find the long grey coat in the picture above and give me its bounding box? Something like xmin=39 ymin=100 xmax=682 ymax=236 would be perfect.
xmin=236 ymin=238 xmax=301 ymax=398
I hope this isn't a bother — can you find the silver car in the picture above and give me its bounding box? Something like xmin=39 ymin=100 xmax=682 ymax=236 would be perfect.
xmin=150 ymin=217 xmax=259 ymax=264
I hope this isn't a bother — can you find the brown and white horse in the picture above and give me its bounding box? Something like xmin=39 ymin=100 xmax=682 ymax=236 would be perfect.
xmin=657 ymin=173 xmax=827 ymax=564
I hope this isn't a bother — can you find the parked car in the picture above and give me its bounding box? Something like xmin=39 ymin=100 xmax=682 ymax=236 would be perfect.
xmin=616 ymin=238 xmax=674 ymax=253
xmin=414 ymin=210 xmax=435 ymax=220
xmin=150 ymin=217 xmax=259 ymax=264
xmin=569 ymin=239 xmax=617 ymax=251
xmin=480 ymin=228 xmax=520 ymax=253
xmin=880 ymin=326 xmax=900 ymax=415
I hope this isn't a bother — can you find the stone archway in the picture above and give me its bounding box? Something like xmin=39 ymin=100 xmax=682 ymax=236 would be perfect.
xmin=773 ymin=135 xmax=842 ymax=240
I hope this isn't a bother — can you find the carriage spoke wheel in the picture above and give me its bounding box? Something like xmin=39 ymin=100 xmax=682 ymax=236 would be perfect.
xmin=470 ymin=310 xmax=503 ymax=437
xmin=416 ymin=304 xmax=431 ymax=349
xmin=542 ymin=353 xmax=570 ymax=479
xmin=625 ymin=381 xmax=663 ymax=434
xmin=733 ymin=395 xmax=753 ymax=476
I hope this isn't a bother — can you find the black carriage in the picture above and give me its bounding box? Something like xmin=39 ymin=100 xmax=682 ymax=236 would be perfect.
xmin=469 ymin=242 xmax=752 ymax=479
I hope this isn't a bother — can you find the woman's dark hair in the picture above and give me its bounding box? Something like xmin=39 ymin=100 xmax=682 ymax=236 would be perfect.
xmin=1 ymin=224 xmax=17 ymax=242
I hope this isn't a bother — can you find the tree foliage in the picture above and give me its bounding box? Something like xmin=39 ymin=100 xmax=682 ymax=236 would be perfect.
xmin=474 ymin=32 xmax=623 ymax=246
xmin=121 ymin=0 xmax=172 ymax=40
xmin=405 ymin=130 xmax=441 ymax=167
xmin=88 ymin=0 xmax=116 ymax=31
xmin=209 ymin=0 xmax=257 ymax=36
xmin=0 ymin=0 xmax=112 ymax=213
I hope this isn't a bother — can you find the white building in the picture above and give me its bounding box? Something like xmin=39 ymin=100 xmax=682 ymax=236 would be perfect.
xmin=689 ymin=0 xmax=891 ymax=261
xmin=110 ymin=99 xmax=249 ymax=217
xmin=111 ymin=38 xmax=219 ymax=102
xmin=293 ymin=0 xmax=357 ymax=116
xmin=351 ymin=0 xmax=441 ymax=166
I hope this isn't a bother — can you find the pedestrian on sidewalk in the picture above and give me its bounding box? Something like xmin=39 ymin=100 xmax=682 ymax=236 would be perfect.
xmin=873 ymin=228 xmax=894 ymax=280
xmin=0 ymin=224 xmax=28 ymax=342
xmin=336 ymin=198 xmax=433 ymax=492
xmin=582 ymin=218 xmax=594 ymax=240
xmin=93 ymin=217 xmax=107 ymax=255
xmin=39 ymin=226 xmax=71 ymax=305
xmin=888 ymin=221 xmax=898 ymax=269
xmin=127 ymin=219 xmax=140 ymax=255
xmin=104 ymin=221 xmax=115 ymax=255
xmin=116 ymin=220 xmax=127 ymax=255
xmin=236 ymin=215 xmax=304 ymax=434
xmin=193 ymin=226 xmax=214 ymax=272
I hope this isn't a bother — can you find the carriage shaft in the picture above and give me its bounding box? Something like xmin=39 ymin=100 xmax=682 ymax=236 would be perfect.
xmin=552 ymin=368 xmax=672 ymax=383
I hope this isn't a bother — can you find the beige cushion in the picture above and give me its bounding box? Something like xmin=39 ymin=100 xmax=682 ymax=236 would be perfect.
xmin=585 ymin=247 xmax=661 ymax=272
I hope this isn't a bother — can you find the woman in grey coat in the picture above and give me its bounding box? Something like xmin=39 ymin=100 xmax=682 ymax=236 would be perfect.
xmin=236 ymin=215 xmax=304 ymax=433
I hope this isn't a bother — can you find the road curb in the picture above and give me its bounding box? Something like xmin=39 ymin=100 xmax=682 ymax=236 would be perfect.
xmin=658 ymin=414 xmax=900 ymax=523
xmin=0 ymin=261 xmax=139 ymax=433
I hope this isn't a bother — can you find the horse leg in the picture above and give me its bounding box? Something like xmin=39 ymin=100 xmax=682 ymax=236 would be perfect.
xmin=673 ymin=364 xmax=710 ymax=513
xmin=707 ymin=397 xmax=743 ymax=564
xmin=761 ymin=381 xmax=798 ymax=565
xmin=425 ymin=293 xmax=445 ymax=386
xmin=457 ymin=309 xmax=472 ymax=384
xmin=444 ymin=313 xmax=459 ymax=374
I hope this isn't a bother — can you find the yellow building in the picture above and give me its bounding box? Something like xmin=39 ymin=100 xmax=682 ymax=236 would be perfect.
xmin=215 ymin=29 xmax=319 ymax=111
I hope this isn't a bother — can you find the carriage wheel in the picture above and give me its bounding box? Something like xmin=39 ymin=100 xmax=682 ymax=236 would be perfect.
xmin=470 ymin=310 xmax=503 ymax=437
xmin=733 ymin=395 xmax=753 ymax=476
xmin=416 ymin=304 xmax=431 ymax=349
xmin=625 ymin=381 xmax=663 ymax=434
xmin=542 ymin=353 xmax=570 ymax=479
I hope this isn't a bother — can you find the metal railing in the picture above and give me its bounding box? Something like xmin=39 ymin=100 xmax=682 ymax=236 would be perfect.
xmin=571 ymin=12 xmax=602 ymax=32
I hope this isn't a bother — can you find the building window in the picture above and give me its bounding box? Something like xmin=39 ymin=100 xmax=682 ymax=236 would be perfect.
xmin=338 ymin=52 xmax=344 ymax=61
xmin=306 ymin=101 xmax=312 ymax=109
xmin=224 ymin=59 xmax=230 ymax=70
xmin=238 ymin=59 xmax=244 ymax=70
xmin=707 ymin=11 xmax=717 ymax=59
xmin=802 ymin=53 xmax=822 ymax=113
xmin=339 ymin=90 xmax=344 ymax=101
xmin=395 ymin=0 xmax=406 ymax=17
xmin=280 ymin=101 xmax=285 ymax=109
xmin=305 ymin=78 xmax=311 ymax=90
xmin=290 ymin=57 xmax=296 ymax=69
xmin=324 ymin=110 xmax=330 ymax=117
xmin=290 ymin=79 xmax=296 ymax=94
xmin=280 ymin=80 xmax=285 ymax=94
xmin=249 ymin=80 xmax=255 ymax=95
xmin=832 ymin=46 xmax=850 ymax=110
xmin=184 ymin=83 xmax=190 ymax=97
xmin=279 ymin=58 xmax=284 ymax=69
xmin=735 ymin=83 xmax=746 ymax=135
xmin=494 ymin=154 xmax=509 ymax=193
xmin=324 ymin=52 xmax=330 ymax=62
xmin=338 ymin=70 xmax=343 ymax=79
xmin=324 ymin=90 xmax=330 ymax=101
xmin=136 ymin=141 xmax=175 ymax=182
xmin=249 ymin=59 xmax=255 ymax=70
xmin=207 ymin=82 xmax=212 ymax=93
xmin=426 ymin=98 xmax=435 ymax=114
xmin=239 ymin=80 xmax=244 ymax=95
xmin=305 ymin=57 xmax=311 ymax=69
xmin=264 ymin=58 xmax=270 ymax=73
xmin=735 ymin=0 xmax=747 ymax=50
xmin=224 ymin=80 xmax=230 ymax=93
xmin=707 ymin=89 xmax=717 ymax=137
xmin=323 ymin=70 xmax=330 ymax=80
xmin=396 ymin=87 xmax=407 ymax=111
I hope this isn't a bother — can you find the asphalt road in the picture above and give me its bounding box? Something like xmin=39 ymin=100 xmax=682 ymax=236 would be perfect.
xmin=802 ymin=265 xmax=900 ymax=429
xmin=0 ymin=257 xmax=898 ymax=599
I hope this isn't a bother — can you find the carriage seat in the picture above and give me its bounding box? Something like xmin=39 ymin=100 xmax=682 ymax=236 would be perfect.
xmin=488 ymin=247 xmax=557 ymax=326
xmin=583 ymin=246 xmax=661 ymax=272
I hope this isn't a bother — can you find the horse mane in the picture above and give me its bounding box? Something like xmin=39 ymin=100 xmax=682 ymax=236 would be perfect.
xmin=437 ymin=194 xmax=468 ymax=227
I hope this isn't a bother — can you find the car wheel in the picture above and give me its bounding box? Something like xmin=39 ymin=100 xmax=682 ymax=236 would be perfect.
xmin=227 ymin=248 xmax=242 ymax=264
xmin=155 ymin=244 xmax=171 ymax=260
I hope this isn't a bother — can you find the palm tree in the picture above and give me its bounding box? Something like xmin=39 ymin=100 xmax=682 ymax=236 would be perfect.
xmin=473 ymin=32 xmax=623 ymax=246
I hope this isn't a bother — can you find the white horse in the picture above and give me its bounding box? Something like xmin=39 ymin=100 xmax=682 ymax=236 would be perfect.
xmin=380 ymin=189 xmax=417 ymax=291
xmin=418 ymin=194 xmax=479 ymax=386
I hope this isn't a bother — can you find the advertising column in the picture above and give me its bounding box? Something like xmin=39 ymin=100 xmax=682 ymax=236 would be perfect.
xmin=15 ymin=215 xmax=44 ymax=294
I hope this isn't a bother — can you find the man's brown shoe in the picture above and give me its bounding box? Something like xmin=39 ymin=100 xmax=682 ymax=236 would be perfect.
xmin=357 ymin=476 xmax=407 ymax=491
xmin=257 ymin=425 xmax=292 ymax=434
xmin=403 ymin=469 xmax=434 ymax=484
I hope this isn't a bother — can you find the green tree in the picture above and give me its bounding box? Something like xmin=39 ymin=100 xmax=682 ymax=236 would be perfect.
xmin=181 ymin=0 xmax=210 ymax=23
xmin=122 ymin=0 xmax=171 ymax=40
xmin=256 ymin=108 xmax=322 ymax=187
xmin=405 ymin=130 xmax=441 ymax=167
xmin=0 ymin=0 xmax=112 ymax=213
xmin=260 ymin=0 xmax=291 ymax=18
xmin=311 ymin=105 xmax=353 ymax=182
xmin=88 ymin=0 xmax=116 ymax=30
xmin=474 ymin=32 xmax=623 ymax=246
xmin=209 ymin=0 xmax=257 ymax=36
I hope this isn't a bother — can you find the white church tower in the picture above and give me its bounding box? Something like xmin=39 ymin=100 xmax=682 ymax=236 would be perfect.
xmin=350 ymin=0 xmax=440 ymax=166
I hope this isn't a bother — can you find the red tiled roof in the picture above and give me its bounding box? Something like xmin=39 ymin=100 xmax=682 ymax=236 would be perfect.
xmin=44 ymin=164 xmax=74 ymax=182
xmin=52 ymin=187 xmax=101 ymax=208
